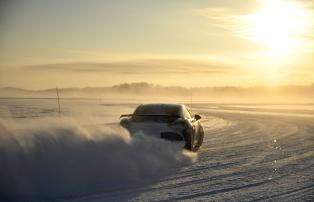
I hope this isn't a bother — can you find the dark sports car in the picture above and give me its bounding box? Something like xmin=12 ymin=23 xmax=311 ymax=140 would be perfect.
xmin=120 ymin=103 xmax=204 ymax=151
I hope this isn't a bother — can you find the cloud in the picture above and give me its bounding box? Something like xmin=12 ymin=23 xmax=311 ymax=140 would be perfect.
xmin=193 ymin=7 xmax=238 ymax=32
xmin=21 ymin=58 xmax=235 ymax=76
xmin=194 ymin=0 xmax=314 ymax=42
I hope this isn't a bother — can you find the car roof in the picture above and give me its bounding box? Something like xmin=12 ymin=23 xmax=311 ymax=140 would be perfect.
xmin=134 ymin=103 xmax=185 ymax=116
xmin=139 ymin=103 xmax=184 ymax=108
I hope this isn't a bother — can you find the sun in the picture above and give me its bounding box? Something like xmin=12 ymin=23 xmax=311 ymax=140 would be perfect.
xmin=236 ymin=0 xmax=312 ymax=83
xmin=242 ymin=0 xmax=311 ymax=53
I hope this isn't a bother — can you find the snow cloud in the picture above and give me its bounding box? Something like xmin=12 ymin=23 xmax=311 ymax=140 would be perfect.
xmin=0 ymin=117 xmax=196 ymax=201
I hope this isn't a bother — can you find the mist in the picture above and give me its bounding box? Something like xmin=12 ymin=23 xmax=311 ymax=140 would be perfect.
xmin=1 ymin=82 xmax=313 ymax=103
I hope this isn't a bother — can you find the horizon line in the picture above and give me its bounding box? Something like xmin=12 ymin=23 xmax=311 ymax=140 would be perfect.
xmin=1 ymin=82 xmax=314 ymax=91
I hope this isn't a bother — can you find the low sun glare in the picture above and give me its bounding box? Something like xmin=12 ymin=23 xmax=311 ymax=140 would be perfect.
xmin=244 ymin=0 xmax=311 ymax=52
xmin=235 ymin=0 xmax=313 ymax=80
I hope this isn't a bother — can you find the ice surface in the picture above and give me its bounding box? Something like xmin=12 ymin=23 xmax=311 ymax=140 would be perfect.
xmin=0 ymin=99 xmax=313 ymax=201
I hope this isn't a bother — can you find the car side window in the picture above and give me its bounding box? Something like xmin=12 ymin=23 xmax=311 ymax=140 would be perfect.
xmin=182 ymin=107 xmax=192 ymax=119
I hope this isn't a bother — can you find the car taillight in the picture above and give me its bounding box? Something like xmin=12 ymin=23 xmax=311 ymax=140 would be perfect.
xmin=169 ymin=119 xmax=186 ymax=129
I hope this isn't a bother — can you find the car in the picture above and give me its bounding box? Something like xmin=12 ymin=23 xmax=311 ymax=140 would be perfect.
xmin=120 ymin=103 xmax=204 ymax=151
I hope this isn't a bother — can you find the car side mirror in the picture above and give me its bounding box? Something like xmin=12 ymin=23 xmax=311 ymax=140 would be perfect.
xmin=120 ymin=118 xmax=130 ymax=129
xmin=194 ymin=114 xmax=201 ymax=120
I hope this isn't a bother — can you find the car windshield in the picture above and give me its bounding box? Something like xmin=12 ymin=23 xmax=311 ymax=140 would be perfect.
xmin=132 ymin=104 xmax=182 ymax=122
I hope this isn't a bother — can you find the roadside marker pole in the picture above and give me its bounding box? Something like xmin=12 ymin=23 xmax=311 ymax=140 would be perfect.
xmin=56 ymin=87 xmax=61 ymax=116
xmin=190 ymin=86 xmax=193 ymax=114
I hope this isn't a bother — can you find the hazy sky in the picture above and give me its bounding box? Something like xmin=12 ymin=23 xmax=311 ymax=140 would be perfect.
xmin=0 ymin=0 xmax=313 ymax=89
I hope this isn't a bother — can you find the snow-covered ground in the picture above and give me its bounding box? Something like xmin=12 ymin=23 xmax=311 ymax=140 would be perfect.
xmin=0 ymin=98 xmax=313 ymax=201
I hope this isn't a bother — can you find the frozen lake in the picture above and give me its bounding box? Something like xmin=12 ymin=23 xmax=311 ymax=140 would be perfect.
xmin=0 ymin=98 xmax=313 ymax=201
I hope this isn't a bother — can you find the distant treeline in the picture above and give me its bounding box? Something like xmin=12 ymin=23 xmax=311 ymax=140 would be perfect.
xmin=1 ymin=82 xmax=314 ymax=99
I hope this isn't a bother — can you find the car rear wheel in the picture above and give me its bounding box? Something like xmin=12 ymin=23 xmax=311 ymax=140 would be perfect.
xmin=183 ymin=126 xmax=204 ymax=152
xmin=183 ymin=131 xmax=196 ymax=152
xmin=194 ymin=126 xmax=204 ymax=151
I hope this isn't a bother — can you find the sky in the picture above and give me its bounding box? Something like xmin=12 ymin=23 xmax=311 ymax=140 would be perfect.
xmin=0 ymin=0 xmax=313 ymax=89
